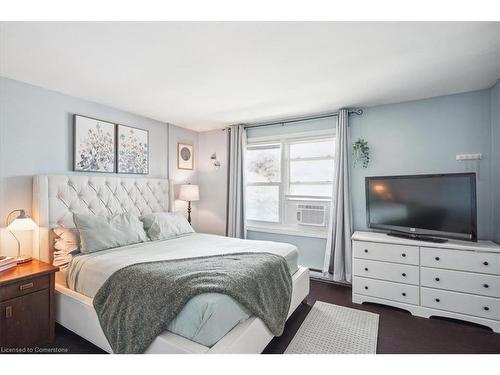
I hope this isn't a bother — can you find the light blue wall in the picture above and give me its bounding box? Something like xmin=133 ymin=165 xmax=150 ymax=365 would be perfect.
xmin=350 ymin=89 xmax=493 ymax=240
xmin=247 ymin=230 xmax=326 ymax=271
xmin=247 ymin=88 xmax=497 ymax=268
xmin=0 ymin=77 xmax=200 ymax=254
xmin=491 ymin=81 xmax=500 ymax=243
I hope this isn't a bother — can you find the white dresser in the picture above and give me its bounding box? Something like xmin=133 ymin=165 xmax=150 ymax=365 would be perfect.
xmin=352 ymin=231 xmax=500 ymax=332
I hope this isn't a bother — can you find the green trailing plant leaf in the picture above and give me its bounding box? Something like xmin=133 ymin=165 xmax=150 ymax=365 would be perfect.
xmin=353 ymin=138 xmax=370 ymax=168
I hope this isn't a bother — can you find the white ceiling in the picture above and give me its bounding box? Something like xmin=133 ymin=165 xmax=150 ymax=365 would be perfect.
xmin=1 ymin=22 xmax=499 ymax=131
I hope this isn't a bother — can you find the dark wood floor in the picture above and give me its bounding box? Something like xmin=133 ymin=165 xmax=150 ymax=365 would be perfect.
xmin=43 ymin=279 xmax=500 ymax=354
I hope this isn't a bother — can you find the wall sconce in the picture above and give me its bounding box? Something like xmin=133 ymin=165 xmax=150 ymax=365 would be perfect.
xmin=210 ymin=153 xmax=221 ymax=169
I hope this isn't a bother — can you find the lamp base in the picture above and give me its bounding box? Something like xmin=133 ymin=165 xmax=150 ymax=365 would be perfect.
xmin=16 ymin=255 xmax=32 ymax=264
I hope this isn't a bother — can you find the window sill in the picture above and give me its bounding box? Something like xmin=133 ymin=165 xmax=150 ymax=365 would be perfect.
xmin=246 ymin=225 xmax=328 ymax=239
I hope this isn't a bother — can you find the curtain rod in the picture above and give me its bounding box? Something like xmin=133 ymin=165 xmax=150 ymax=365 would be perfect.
xmin=242 ymin=109 xmax=363 ymax=129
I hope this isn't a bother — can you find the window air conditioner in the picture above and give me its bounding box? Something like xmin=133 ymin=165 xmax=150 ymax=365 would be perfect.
xmin=296 ymin=204 xmax=326 ymax=226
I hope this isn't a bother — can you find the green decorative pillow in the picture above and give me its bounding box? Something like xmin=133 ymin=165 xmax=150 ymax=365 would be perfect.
xmin=140 ymin=212 xmax=194 ymax=241
xmin=73 ymin=213 xmax=148 ymax=254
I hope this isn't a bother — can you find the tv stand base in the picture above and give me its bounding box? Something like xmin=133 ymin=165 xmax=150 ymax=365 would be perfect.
xmin=387 ymin=231 xmax=448 ymax=243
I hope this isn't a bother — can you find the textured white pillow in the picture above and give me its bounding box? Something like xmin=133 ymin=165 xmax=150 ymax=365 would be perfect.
xmin=73 ymin=213 xmax=148 ymax=254
xmin=53 ymin=228 xmax=80 ymax=268
xmin=140 ymin=212 xmax=194 ymax=241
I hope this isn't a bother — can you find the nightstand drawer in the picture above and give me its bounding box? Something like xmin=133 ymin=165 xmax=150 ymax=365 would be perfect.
xmin=0 ymin=275 xmax=50 ymax=301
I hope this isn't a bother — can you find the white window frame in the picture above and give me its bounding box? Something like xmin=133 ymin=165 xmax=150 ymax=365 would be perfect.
xmin=286 ymin=135 xmax=335 ymax=200
xmin=245 ymin=142 xmax=282 ymax=224
xmin=245 ymin=129 xmax=335 ymax=234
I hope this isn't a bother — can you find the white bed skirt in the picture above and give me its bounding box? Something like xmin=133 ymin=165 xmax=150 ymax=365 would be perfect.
xmin=55 ymin=266 xmax=310 ymax=354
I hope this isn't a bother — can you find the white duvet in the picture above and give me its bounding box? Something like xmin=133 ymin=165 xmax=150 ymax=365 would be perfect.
xmin=66 ymin=233 xmax=299 ymax=347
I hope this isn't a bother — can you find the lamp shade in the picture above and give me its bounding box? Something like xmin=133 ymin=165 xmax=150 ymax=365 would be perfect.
xmin=178 ymin=184 xmax=199 ymax=202
xmin=7 ymin=216 xmax=38 ymax=231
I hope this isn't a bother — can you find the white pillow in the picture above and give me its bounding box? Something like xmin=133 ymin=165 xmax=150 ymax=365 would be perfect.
xmin=73 ymin=213 xmax=148 ymax=254
xmin=53 ymin=228 xmax=80 ymax=268
xmin=140 ymin=212 xmax=194 ymax=241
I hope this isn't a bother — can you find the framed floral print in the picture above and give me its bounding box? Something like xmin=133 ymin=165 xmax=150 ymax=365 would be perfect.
xmin=73 ymin=115 xmax=116 ymax=173
xmin=117 ymin=124 xmax=149 ymax=174
xmin=177 ymin=143 xmax=194 ymax=170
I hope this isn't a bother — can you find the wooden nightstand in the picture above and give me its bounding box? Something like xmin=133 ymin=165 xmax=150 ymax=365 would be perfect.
xmin=0 ymin=259 xmax=59 ymax=349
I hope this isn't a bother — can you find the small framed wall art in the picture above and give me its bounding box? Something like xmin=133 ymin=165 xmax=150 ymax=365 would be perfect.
xmin=73 ymin=115 xmax=116 ymax=173
xmin=177 ymin=143 xmax=194 ymax=170
xmin=117 ymin=124 xmax=149 ymax=174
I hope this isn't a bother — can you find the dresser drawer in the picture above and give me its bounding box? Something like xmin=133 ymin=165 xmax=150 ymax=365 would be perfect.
xmin=353 ymin=241 xmax=419 ymax=265
xmin=353 ymin=258 xmax=419 ymax=285
xmin=353 ymin=276 xmax=419 ymax=305
xmin=421 ymin=247 xmax=500 ymax=275
xmin=421 ymin=287 xmax=500 ymax=320
xmin=421 ymin=267 xmax=500 ymax=297
xmin=0 ymin=275 xmax=50 ymax=302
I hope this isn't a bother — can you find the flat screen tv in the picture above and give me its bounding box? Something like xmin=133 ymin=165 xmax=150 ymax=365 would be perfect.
xmin=366 ymin=173 xmax=477 ymax=242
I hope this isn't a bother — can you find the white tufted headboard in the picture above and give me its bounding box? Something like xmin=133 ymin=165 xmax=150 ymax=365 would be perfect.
xmin=33 ymin=174 xmax=174 ymax=263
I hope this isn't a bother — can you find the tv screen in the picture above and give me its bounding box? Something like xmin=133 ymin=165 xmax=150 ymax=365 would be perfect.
xmin=366 ymin=173 xmax=477 ymax=241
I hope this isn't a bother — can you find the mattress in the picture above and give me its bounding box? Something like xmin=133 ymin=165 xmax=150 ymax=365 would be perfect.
xmin=65 ymin=233 xmax=299 ymax=347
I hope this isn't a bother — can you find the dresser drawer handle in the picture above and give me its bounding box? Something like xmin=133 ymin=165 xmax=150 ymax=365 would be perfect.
xmin=401 ymin=253 xmax=406 ymax=257
xmin=364 ymin=286 xmax=369 ymax=290
xmin=435 ymin=277 xmax=440 ymax=282
xmin=364 ymin=267 xmax=368 ymax=271
xmin=435 ymin=298 xmax=440 ymax=303
xmin=483 ymin=261 xmax=489 ymax=266
xmin=5 ymin=306 xmax=12 ymax=319
xmin=402 ymin=273 xmax=406 ymax=277
xmin=435 ymin=257 xmax=440 ymax=261
xmin=484 ymin=284 xmax=489 ymax=288
xmin=484 ymin=306 xmax=490 ymax=311
xmin=19 ymin=282 xmax=34 ymax=291
xmin=402 ymin=292 xmax=406 ymax=297
xmin=364 ymin=249 xmax=368 ymax=253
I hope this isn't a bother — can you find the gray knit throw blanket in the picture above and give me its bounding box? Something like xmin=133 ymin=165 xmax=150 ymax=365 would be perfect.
xmin=93 ymin=252 xmax=293 ymax=353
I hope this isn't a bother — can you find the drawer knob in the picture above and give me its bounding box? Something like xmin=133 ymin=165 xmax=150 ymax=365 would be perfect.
xmin=435 ymin=298 xmax=440 ymax=302
xmin=435 ymin=257 xmax=440 ymax=261
xmin=484 ymin=306 xmax=490 ymax=311
xmin=483 ymin=261 xmax=489 ymax=266
xmin=402 ymin=273 xmax=406 ymax=277
xmin=364 ymin=249 xmax=368 ymax=253
xmin=483 ymin=284 xmax=489 ymax=288
xmin=364 ymin=286 xmax=369 ymax=290
xmin=402 ymin=253 xmax=406 ymax=257
xmin=435 ymin=277 xmax=440 ymax=282
xmin=364 ymin=267 xmax=368 ymax=271
xmin=402 ymin=292 xmax=406 ymax=296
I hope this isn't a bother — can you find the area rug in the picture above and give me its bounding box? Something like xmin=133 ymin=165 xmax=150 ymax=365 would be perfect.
xmin=284 ymin=301 xmax=379 ymax=354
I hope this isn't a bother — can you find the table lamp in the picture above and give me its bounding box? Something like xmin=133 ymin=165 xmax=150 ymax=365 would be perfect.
xmin=178 ymin=184 xmax=199 ymax=224
xmin=6 ymin=209 xmax=38 ymax=263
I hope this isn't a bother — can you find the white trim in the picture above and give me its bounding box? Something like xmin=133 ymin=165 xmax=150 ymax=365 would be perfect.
xmin=247 ymin=225 xmax=328 ymax=239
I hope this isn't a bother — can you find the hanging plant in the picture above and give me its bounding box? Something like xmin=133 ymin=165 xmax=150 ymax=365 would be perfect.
xmin=353 ymin=138 xmax=370 ymax=168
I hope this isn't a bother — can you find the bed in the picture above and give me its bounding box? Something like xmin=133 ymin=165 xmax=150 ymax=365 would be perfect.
xmin=32 ymin=174 xmax=310 ymax=354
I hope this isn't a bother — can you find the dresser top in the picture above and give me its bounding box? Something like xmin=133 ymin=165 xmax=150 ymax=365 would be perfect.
xmin=352 ymin=231 xmax=500 ymax=253
xmin=0 ymin=259 xmax=59 ymax=286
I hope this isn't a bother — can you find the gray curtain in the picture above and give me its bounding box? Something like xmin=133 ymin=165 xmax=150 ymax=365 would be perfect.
xmin=323 ymin=109 xmax=353 ymax=282
xmin=226 ymin=124 xmax=247 ymax=238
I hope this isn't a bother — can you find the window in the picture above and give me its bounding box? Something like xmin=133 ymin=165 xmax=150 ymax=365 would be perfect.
xmin=245 ymin=133 xmax=335 ymax=233
xmin=288 ymin=139 xmax=335 ymax=197
xmin=245 ymin=143 xmax=281 ymax=222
